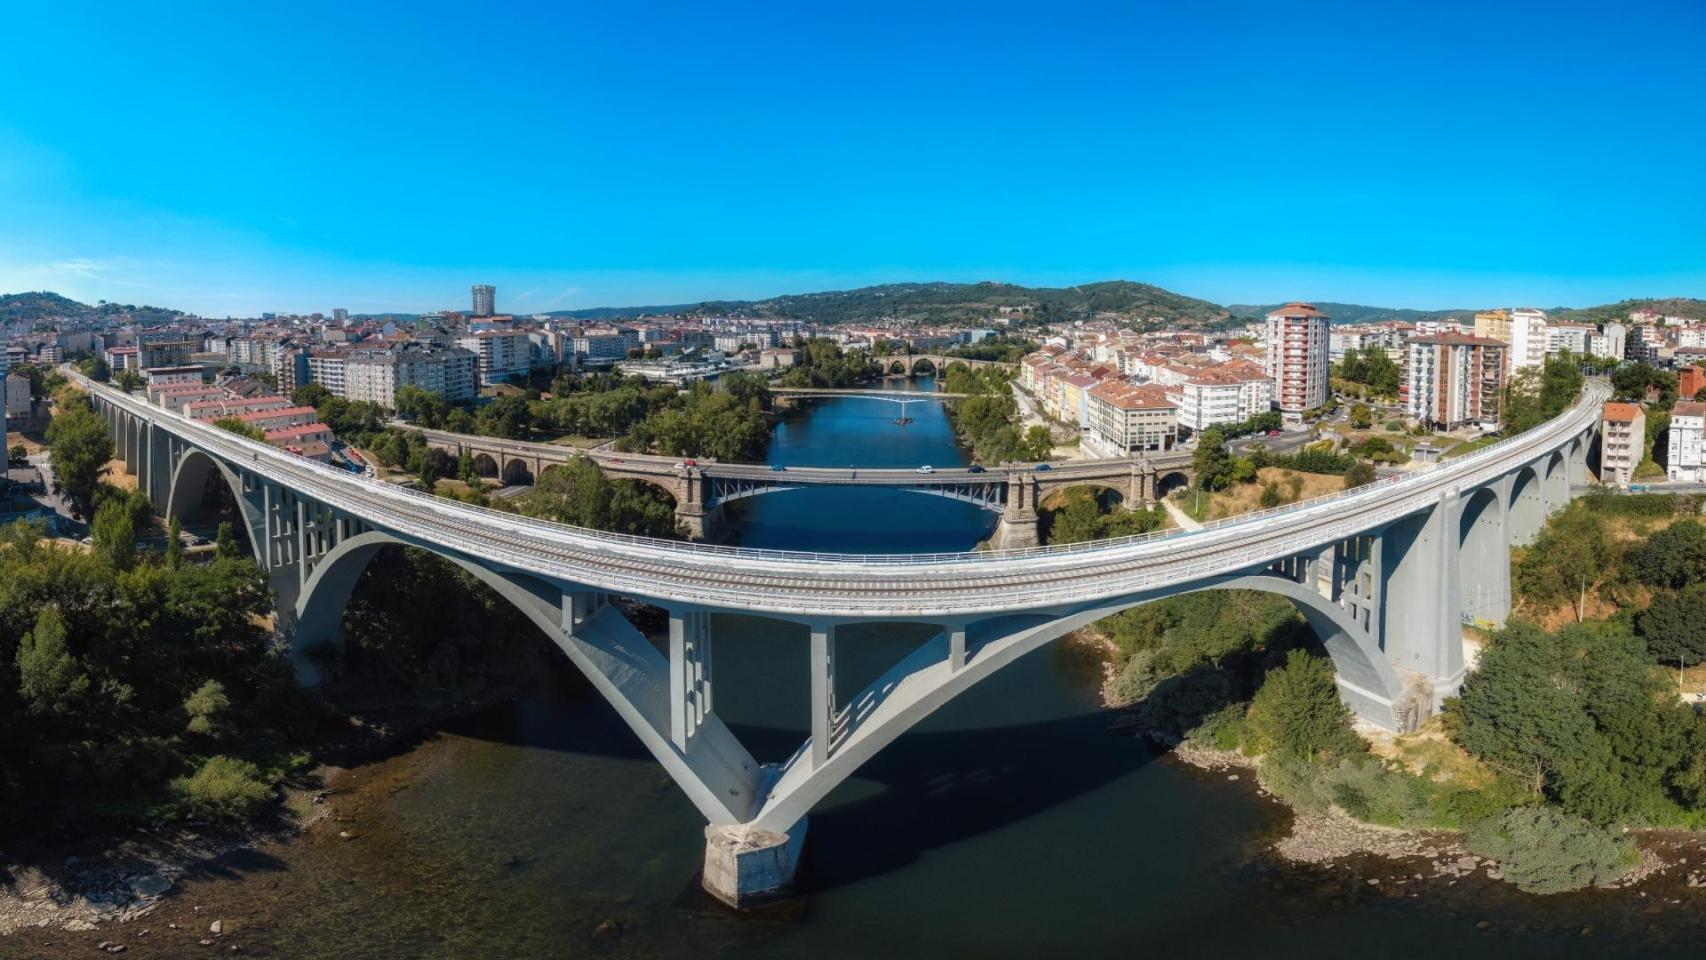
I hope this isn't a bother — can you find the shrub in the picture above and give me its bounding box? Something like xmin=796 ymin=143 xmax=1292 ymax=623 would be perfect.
xmin=1384 ymin=419 xmax=1404 ymax=432
xmin=1257 ymin=755 xmax=1333 ymax=814
xmin=1185 ymin=703 xmax=1249 ymax=752
xmin=170 ymin=755 xmax=272 ymax=819
xmin=1465 ymin=807 xmax=1638 ymax=894
xmin=1244 ymin=650 xmax=1365 ymax=761
xmin=1107 ymin=650 xmax=1158 ymax=707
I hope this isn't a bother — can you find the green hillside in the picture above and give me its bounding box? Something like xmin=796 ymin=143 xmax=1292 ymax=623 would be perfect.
xmin=686 ymin=280 xmax=1234 ymax=327
xmin=1546 ymin=298 xmax=1706 ymax=325
xmin=0 ymin=290 xmax=184 ymax=325
xmin=1226 ymin=301 xmax=1478 ymax=325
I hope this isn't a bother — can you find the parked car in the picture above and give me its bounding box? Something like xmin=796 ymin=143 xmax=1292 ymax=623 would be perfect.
xmin=916 ymin=465 xmax=934 ymax=474
xmin=679 ymin=458 xmax=698 ymax=468
xmin=1034 ymin=463 xmax=1052 ymax=471
xmin=1266 ymin=429 xmax=1282 ymax=436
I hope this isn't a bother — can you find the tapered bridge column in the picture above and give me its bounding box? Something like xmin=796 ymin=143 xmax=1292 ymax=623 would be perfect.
xmin=669 ymin=609 xmax=713 ymax=750
xmin=810 ymin=621 xmax=836 ymax=768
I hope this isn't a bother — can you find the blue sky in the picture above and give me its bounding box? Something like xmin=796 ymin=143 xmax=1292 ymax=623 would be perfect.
xmin=2 ymin=1 xmax=1703 ymax=316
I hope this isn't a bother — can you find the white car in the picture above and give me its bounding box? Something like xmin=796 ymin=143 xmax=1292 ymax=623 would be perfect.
xmin=916 ymin=465 xmax=934 ymax=474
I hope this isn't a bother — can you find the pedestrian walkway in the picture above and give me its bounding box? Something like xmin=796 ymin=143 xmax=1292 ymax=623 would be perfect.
xmin=1160 ymin=495 xmax=1203 ymax=531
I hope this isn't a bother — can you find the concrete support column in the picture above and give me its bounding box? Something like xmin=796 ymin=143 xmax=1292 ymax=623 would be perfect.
xmin=1379 ymin=498 xmax=1466 ymax=715
xmin=669 ymin=609 xmax=713 ymax=750
xmin=809 ymin=622 xmax=837 ymax=768
xmin=947 ymin=622 xmax=967 ymax=671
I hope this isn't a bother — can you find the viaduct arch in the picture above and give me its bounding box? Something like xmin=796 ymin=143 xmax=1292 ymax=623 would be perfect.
xmin=77 ymin=368 xmax=1607 ymax=909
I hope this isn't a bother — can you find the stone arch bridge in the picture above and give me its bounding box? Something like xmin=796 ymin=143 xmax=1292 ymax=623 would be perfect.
xmin=409 ymin=425 xmax=1197 ymax=547
xmin=77 ymin=369 xmax=1604 ymax=908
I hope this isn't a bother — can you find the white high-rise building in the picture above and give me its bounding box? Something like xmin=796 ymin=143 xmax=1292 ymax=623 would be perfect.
xmin=1507 ymin=308 xmax=1548 ymax=372
xmin=455 ymin=329 xmax=531 ymax=386
xmin=1667 ymin=401 xmax=1706 ymax=483
xmin=471 ymin=284 xmax=496 ymax=318
xmin=1590 ymin=323 xmax=1627 ymax=361
xmin=1263 ymin=302 xmax=1329 ymax=421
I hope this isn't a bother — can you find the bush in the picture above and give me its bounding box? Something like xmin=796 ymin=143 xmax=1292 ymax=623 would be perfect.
xmin=1185 ymin=703 xmax=1249 ymax=752
xmin=1244 ymin=650 xmax=1365 ymax=761
xmin=1384 ymin=419 xmax=1404 ymax=432
xmin=1257 ymin=755 xmax=1334 ymax=814
xmin=170 ymin=755 xmax=272 ymax=819
xmin=1465 ymin=807 xmax=1638 ymax=894
xmin=1107 ymin=650 xmax=1159 ymax=707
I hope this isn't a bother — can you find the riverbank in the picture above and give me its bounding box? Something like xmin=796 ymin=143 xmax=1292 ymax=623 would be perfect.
xmin=1070 ymin=621 xmax=1706 ymax=903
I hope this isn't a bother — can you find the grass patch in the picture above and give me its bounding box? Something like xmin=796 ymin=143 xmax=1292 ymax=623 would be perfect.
xmin=1442 ymin=435 xmax=1501 ymax=459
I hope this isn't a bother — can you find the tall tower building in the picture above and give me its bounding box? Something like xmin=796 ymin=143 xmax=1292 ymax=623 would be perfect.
xmin=472 ymin=284 xmax=496 ymax=318
xmin=331 ymin=308 xmax=349 ymax=325
xmin=1264 ymin=302 xmax=1329 ymax=421
xmin=1507 ymin=307 xmax=1549 ymax=373
xmin=1472 ymin=309 xmax=1510 ymax=343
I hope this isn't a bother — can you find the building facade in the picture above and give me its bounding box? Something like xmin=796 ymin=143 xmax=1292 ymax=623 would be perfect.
xmin=1086 ymin=381 xmax=1177 ymax=456
xmin=1400 ymin=333 xmax=1506 ymax=430
xmin=472 ymin=284 xmax=496 ymax=318
xmin=1599 ymin=402 xmax=1645 ymax=485
xmin=1667 ymin=401 xmax=1706 ymax=483
xmin=456 ymin=330 xmax=530 ymax=386
xmin=1507 ymin=308 xmax=1548 ymax=372
xmin=1263 ymin=302 xmax=1328 ymax=421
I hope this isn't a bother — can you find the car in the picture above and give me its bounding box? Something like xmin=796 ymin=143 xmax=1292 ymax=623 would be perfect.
xmin=607 ymin=457 xmax=624 ymax=464
xmin=771 ymin=464 xmax=787 ymax=472
xmin=916 ymin=465 xmax=936 ymax=474
xmin=191 ymin=537 xmax=212 ymax=547
xmin=1266 ymin=429 xmax=1282 ymax=437
xmin=1034 ymin=463 xmax=1052 ymax=471
xmin=679 ymin=458 xmax=698 ymax=468
xmin=967 ymin=464 xmax=986 ymax=474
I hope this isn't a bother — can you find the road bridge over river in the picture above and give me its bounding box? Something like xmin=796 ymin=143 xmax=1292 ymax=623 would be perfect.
xmin=408 ymin=424 xmax=1197 ymax=546
xmin=77 ymin=368 xmax=1604 ymax=908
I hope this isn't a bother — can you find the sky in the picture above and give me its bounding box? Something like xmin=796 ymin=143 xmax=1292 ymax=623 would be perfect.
xmin=2 ymin=0 xmax=1703 ymax=317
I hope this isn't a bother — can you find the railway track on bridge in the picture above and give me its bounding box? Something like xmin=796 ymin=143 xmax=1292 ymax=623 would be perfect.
xmin=76 ymin=372 xmax=1608 ymax=618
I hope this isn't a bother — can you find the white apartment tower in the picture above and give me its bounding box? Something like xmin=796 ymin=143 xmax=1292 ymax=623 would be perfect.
xmin=1264 ymin=302 xmax=1329 ymax=420
xmin=471 ymin=284 xmax=496 ymax=318
xmin=1507 ymin=307 xmax=1548 ymax=372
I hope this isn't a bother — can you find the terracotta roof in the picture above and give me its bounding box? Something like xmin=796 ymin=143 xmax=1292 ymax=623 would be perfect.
xmin=1602 ymin=402 xmax=1642 ymax=422
xmin=1672 ymin=401 xmax=1706 ymax=418
xmin=1409 ymin=332 xmax=1508 ymax=347
xmin=1089 ymin=379 xmax=1177 ymax=411
xmin=1266 ymin=302 xmax=1326 ymax=319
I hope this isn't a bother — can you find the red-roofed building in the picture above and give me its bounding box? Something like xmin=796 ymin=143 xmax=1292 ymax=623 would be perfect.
xmin=1600 ymin=402 xmax=1645 ymax=485
xmin=1264 ymin=302 xmax=1329 ymax=420
xmin=232 ymin=405 xmax=319 ymax=432
xmin=1681 ymin=365 xmax=1706 ymax=402
xmin=1087 ymin=380 xmax=1177 ymax=455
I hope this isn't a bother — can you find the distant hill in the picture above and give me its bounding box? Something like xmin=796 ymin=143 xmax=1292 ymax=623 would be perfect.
xmin=1226 ymin=301 xmax=1479 ymax=325
xmin=543 ymin=303 xmax=696 ymax=320
xmin=677 ymin=280 xmax=1233 ymax=327
xmin=0 ymin=290 xmax=184 ymax=325
xmin=1547 ymin=298 xmax=1706 ymax=325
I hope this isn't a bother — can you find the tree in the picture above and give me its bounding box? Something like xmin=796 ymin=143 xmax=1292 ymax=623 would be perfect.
xmin=1635 ymin=582 xmax=1706 ymax=664
xmin=216 ymin=520 xmax=243 ymax=559
xmin=1192 ymin=427 xmax=1234 ymax=492
xmin=91 ymin=496 xmax=137 ymax=570
xmin=86 ymin=357 xmax=111 ymax=382
xmin=1514 ymin=505 xmax=1613 ymax=612
xmin=116 ymin=369 xmax=144 ymax=393
xmin=291 ymin=383 xmax=332 ymax=408
xmin=395 ymin=386 xmax=448 ymax=427
xmin=166 ymin=515 xmax=185 ymax=569
xmin=1244 ymin=649 xmax=1365 ymax=762
xmin=44 ymin=400 xmax=113 ymax=515
xmin=1465 ymin=807 xmax=1637 ymax=894
xmin=183 ymin=679 xmax=231 ymax=738
xmin=7 ymin=444 xmax=25 ymax=461
xmin=1343 ymin=461 xmax=1377 ymax=489
xmin=1628 ymin=519 xmax=1706 ymax=589
xmin=17 ymin=606 xmax=88 ymax=716
xmin=211 ymin=417 xmax=266 ymax=441
xmin=1349 ymin=404 xmax=1373 ymax=429
xmin=457 ymin=450 xmax=479 ymax=486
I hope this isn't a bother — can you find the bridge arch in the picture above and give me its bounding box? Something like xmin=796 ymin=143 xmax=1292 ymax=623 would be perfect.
xmin=164 ymin=447 xmax=262 ymax=565
xmin=1039 ymin=482 xmax=1125 ymax=513
xmin=749 ymin=570 xmax=1406 ymax=832
xmin=910 ymin=357 xmax=937 ymax=377
xmin=472 ymin=452 xmax=499 ymax=479
xmin=1458 ymin=485 xmax=1508 ymax=623
xmin=1543 ymin=450 xmax=1567 ymax=509
xmin=886 ymin=359 xmax=908 ymax=376
xmin=1507 ymin=465 xmax=1543 ymax=545
xmin=1155 ymin=471 xmax=1191 ymax=499
xmin=502 ymin=457 xmax=533 ymax=486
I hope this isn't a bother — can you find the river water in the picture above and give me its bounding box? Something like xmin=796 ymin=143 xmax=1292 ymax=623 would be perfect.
xmin=73 ymin=379 xmax=1704 ymax=959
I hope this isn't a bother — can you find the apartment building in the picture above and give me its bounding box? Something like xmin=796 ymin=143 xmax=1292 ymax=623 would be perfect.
xmin=343 ymin=344 xmax=478 ymax=407
xmin=1175 ymin=366 xmax=1274 ymax=434
xmin=1401 ymin=333 xmax=1507 ymax=430
xmin=1263 ymin=302 xmax=1329 ymax=421
xmin=1681 ymin=365 xmax=1706 ymax=402
xmin=307 ymin=351 xmax=347 ymax=397
xmin=1599 ymin=402 xmax=1646 ymax=485
xmin=1507 ymin=308 xmax=1548 ymax=372
xmin=1667 ymin=401 xmax=1706 ymax=483
xmin=455 ymin=330 xmax=531 ymax=386
xmin=103 ymin=345 xmax=140 ymax=372
xmin=1545 ymin=323 xmax=1593 ymax=357
xmin=234 ymin=405 xmax=320 ymax=433
xmin=1472 ymin=309 xmax=1510 ymax=343
xmin=1590 ymin=323 xmax=1627 ymax=361
xmin=1086 ymin=381 xmax=1177 ymax=456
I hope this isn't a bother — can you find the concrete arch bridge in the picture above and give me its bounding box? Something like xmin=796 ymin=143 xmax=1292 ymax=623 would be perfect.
xmin=78 ymin=369 xmax=1604 ymax=907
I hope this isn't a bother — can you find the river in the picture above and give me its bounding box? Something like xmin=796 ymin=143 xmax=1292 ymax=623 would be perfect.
xmin=38 ymin=379 xmax=1704 ymax=959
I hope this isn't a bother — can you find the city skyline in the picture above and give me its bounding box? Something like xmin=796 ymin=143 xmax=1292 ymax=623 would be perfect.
xmin=3 ymin=2 xmax=1703 ymax=316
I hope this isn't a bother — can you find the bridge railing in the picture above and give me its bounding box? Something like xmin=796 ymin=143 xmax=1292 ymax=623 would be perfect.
xmin=71 ymin=368 xmax=1606 ymax=568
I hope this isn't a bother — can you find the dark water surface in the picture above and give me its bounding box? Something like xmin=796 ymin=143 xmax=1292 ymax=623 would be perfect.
xmin=143 ymin=381 xmax=1705 ymax=959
